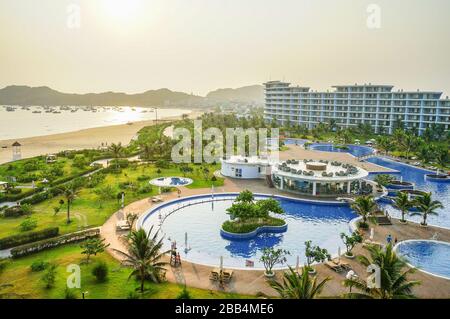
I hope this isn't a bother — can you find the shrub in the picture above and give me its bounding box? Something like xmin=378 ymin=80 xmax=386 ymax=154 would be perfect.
xmin=0 ymin=259 xmax=8 ymax=274
xmin=0 ymin=227 xmax=59 ymax=249
xmin=127 ymin=291 xmax=140 ymax=299
xmin=10 ymin=228 xmax=99 ymax=258
xmin=155 ymin=159 xmax=170 ymax=169
xmin=176 ymin=286 xmax=192 ymax=299
xmin=211 ymin=175 xmax=217 ymax=182
xmin=138 ymin=185 xmax=152 ymax=194
xmin=30 ymin=260 xmax=49 ymax=272
xmin=137 ymin=175 xmax=150 ymax=181
xmin=19 ymin=217 xmax=38 ymax=232
xmin=8 ymin=188 xmax=22 ymax=195
xmin=42 ymin=264 xmax=57 ymax=289
xmin=3 ymin=206 xmax=30 ymax=218
xmin=65 ymin=288 xmax=78 ymax=299
xmin=161 ymin=187 xmax=172 ymax=193
xmin=92 ymin=262 xmax=109 ymax=282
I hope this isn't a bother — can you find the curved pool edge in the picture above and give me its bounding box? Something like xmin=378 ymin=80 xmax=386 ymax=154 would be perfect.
xmin=394 ymin=239 xmax=450 ymax=281
xmin=135 ymin=192 xmax=354 ymax=271
xmin=137 ymin=192 xmax=351 ymax=230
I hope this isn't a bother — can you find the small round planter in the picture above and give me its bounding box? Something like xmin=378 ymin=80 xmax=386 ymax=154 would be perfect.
xmin=344 ymin=253 xmax=355 ymax=259
xmin=420 ymin=223 xmax=428 ymax=228
xmin=264 ymin=271 xmax=275 ymax=279
xmin=399 ymin=219 xmax=408 ymax=225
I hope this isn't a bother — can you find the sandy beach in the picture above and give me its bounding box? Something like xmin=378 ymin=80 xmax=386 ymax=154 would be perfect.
xmin=0 ymin=110 xmax=203 ymax=164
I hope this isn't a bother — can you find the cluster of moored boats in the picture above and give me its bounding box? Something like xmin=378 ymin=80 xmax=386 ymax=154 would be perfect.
xmin=1 ymin=105 xmax=155 ymax=113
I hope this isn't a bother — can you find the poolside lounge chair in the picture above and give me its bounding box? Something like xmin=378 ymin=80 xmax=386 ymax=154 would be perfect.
xmin=222 ymin=270 xmax=234 ymax=283
xmin=115 ymin=220 xmax=130 ymax=231
xmin=209 ymin=268 xmax=220 ymax=281
xmin=331 ymin=258 xmax=352 ymax=271
xmin=325 ymin=260 xmax=344 ymax=273
xmin=363 ymin=239 xmax=383 ymax=248
xmin=151 ymin=196 xmax=163 ymax=203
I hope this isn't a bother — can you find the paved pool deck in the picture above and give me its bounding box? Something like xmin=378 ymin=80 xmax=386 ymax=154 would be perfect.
xmin=101 ymin=146 xmax=449 ymax=298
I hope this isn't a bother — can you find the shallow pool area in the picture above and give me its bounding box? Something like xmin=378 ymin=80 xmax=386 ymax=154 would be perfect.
xmin=138 ymin=194 xmax=356 ymax=269
xmin=366 ymin=157 xmax=450 ymax=229
xmin=310 ymin=143 xmax=374 ymax=157
xmin=395 ymin=240 xmax=450 ymax=280
xmin=149 ymin=176 xmax=193 ymax=187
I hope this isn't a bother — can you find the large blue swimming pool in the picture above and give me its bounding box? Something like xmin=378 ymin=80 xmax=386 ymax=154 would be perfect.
xmin=310 ymin=143 xmax=374 ymax=157
xmin=139 ymin=194 xmax=356 ymax=269
xmin=395 ymin=240 xmax=450 ymax=279
xmin=366 ymin=157 xmax=450 ymax=228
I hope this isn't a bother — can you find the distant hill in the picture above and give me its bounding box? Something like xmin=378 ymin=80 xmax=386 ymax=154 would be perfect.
xmin=0 ymin=84 xmax=264 ymax=107
xmin=206 ymin=85 xmax=264 ymax=103
xmin=0 ymin=85 xmax=203 ymax=107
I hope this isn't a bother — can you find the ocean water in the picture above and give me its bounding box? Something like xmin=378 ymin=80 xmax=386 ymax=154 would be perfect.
xmin=0 ymin=105 xmax=191 ymax=140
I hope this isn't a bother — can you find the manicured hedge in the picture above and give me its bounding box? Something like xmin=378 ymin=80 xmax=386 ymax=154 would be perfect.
xmin=50 ymin=165 xmax=101 ymax=186
xmin=3 ymin=206 xmax=30 ymax=218
xmin=0 ymin=227 xmax=59 ymax=250
xmin=10 ymin=228 xmax=100 ymax=258
xmin=0 ymin=187 xmax=44 ymax=204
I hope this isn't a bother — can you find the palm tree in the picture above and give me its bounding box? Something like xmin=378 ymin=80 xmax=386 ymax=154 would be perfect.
xmin=60 ymin=183 xmax=81 ymax=224
xmin=108 ymin=142 xmax=124 ymax=169
xmin=411 ymin=193 xmax=443 ymax=226
xmin=376 ymin=136 xmax=392 ymax=155
xmin=114 ymin=227 xmax=169 ymax=293
xmin=343 ymin=244 xmax=420 ymax=299
xmin=270 ymin=266 xmax=330 ymax=299
xmin=392 ymin=192 xmax=412 ymax=223
xmin=350 ymin=195 xmax=377 ymax=228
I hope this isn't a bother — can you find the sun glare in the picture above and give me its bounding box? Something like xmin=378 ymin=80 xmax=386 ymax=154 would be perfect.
xmin=100 ymin=0 xmax=143 ymax=22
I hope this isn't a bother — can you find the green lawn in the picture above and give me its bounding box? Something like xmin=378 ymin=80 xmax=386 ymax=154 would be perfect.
xmin=0 ymin=155 xmax=92 ymax=184
xmin=0 ymin=162 xmax=224 ymax=238
xmin=0 ymin=243 xmax=248 ymax=299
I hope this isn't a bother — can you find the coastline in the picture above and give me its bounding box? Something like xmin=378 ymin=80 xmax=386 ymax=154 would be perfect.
xmin=0 ymin=109 xmax=203 ymax=164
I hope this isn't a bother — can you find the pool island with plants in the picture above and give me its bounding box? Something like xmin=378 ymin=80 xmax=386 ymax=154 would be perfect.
xmin=220 ymin=190 xmax=287 ymax=239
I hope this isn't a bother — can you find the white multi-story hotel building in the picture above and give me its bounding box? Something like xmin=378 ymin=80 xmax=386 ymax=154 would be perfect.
xmin=264 ymin=81 xmax=450 ymax=134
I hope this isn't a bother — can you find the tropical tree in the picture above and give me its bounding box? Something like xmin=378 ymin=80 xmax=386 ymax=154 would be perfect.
xmin=343 ymin=244 xmax=420 ymax=299
xmin=108 ymin=142 xmax=124 ymax=169
xmin=114 ymin=227 xmax=169 ymax=293
xmin=235 ymin=190 xmax=254 ymax=203
xmin=60 ymin=183 xmax=81 ymax=224
xmin=304 ymin=241 xmax=330 ymax=272
xmin=435 ymin=147 xmax=449 ymax=172
xmin=376 ymin=136 xmax=392 ymax=155
xmin=350 ymin=195 xmax=377 ymax=228
xmin=80 ymin=238 xmax=110 ymax=263
xmin=392 ymin=192 xmax=412 ymax=223
xmin=340 ymin=231 xmax=363 ymax=257
xmin=259 ymin=247 xmax=290 ymax=276
xmin=373 ymin=174 xmax=395 ymax=188
xmin=126 ymin=213 xmax=139 ymax=233
xmin=411 ymin=193 xmax=443 ymax=226
xmin=94 ymin=185 xmax=115 ymax=208
xmin=270 ymin=266 xmax=331 ymax=299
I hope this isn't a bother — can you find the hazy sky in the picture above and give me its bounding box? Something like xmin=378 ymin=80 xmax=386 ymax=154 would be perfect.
xmin=0 ymin=0 xmax=449 ymax=96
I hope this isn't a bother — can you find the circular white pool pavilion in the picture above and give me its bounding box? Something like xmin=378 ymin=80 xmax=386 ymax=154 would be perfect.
xmin=272 ymin=160 xmax=370 ymax=197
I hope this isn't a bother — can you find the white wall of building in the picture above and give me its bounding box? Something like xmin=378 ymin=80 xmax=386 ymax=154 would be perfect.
xmin=221 ymin=162 xmax=263 ymax=179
